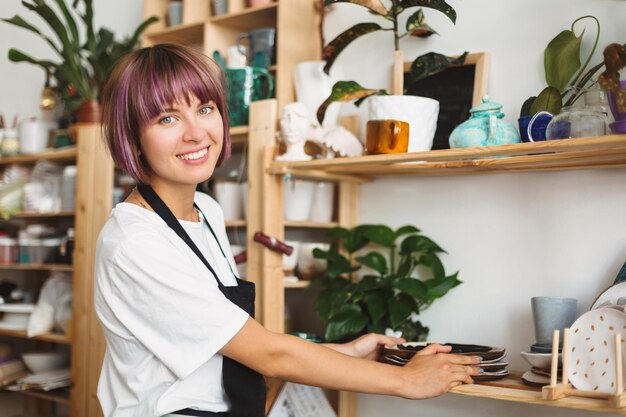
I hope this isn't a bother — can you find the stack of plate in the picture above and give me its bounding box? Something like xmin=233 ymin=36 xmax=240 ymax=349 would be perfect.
xmin=381 ymin=342 xmax=509 ymax=381
xmin=0 ymin=304 xmax=36 ymax=331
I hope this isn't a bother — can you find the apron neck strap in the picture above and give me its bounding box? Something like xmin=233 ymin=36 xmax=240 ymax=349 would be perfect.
xmin=137 ymin=185 xmax=226 ymax=291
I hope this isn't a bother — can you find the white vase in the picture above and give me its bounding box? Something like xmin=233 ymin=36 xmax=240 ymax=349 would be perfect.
xmin=214 ymin=181 xmax=243 ymax=221
xmin=293 ymin=61 xmax=344 ymax=127
xmin=283 ymin=179 xmax=315 ymax=221
xmin=308 ymin=182 xmax=334 ymax=223
xmin=362 ymin=95 xmax=439 ymax=152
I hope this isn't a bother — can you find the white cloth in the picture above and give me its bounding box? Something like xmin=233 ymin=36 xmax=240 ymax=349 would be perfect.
xmin=94 ymin=192 xmax=249 ymax=417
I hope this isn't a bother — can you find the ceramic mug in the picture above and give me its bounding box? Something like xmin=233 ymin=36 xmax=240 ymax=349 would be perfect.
xmin=211 ymin=0 xmax=228 ymax=16
xmin=531 ymin=296 xmax=578 ymax=346
xmin=167 ymin=1 xmax=183 ymax=26
xmin=225 ymin=67 xmax=274 ymax=126
xmin=236 ymin=27 xmax=276 ymax=68
xmin=365 ymin=119 xmax=409 ymax=155
xmin=309 ymin=182 xmax=334 ymax=222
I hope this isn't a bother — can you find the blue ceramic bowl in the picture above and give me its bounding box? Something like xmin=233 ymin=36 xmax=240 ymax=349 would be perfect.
xmin=518 ymin=114 xmax=553 ymax=142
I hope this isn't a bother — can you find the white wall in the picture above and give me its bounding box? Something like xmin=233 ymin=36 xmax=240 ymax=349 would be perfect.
xmin=323 ymin=1 xmax=626 ymax=416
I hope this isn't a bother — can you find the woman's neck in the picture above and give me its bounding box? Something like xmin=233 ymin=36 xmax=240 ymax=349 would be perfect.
xmin=144 ymin=181 xmax=199 ymax=222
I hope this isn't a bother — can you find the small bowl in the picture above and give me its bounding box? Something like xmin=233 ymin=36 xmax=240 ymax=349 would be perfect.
xmin=520 ymin=351 xmax=561 ymax=370
xmin=22 ymin=352 xmax=69 ymax=373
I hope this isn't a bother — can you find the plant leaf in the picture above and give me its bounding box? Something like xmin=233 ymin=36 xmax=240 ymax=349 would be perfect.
xmin=520 ymin=96 xmax=536 ymax=117
xmin=317 ymin=80 xmax=386 ymax=124
xmin=401 ymin=235 xmax=445 ymax=254
xmin=388 ymin=298 xmax=413 ymax=329
xmin=324 ymin=0 xmax=389 ymax=16
xmin=395 ymin=225 xmax=420 ymax=239
xmin=355 ymin=252 xmax=388 ymax=274
xmin=323 ymin=22 xmax=383 ymax=74
xmin=419 ymin=253 xmax=445 ymax=279
xmin=394 ymin=277 xmax=428 ymax=301
xmin=406 ymin=9 xmax=437 ymax=38
xmin=362 ymin=224 xmax=395 ymax=247
xmin=7 ymin=49 xmax=57 ymax=70
xmin=397 ymin=0 xmax=456 ymax=24
xmin=544 ymin=29 xmax=582 ymax=92
xmin=408 ymin=52 xmax=467 ymax=86
xmin=425 ymin=272 xmax=462 ymax=298
xmin=356 ymin=275 xmax=380 ymax=292
xmin=52 ymin=0 xmax=80 ymax=49
xmin=396 ymin=254 xmax=413 ymax=277
xmin=326 ymin=227 xmax=351 ymax=239
xmin=325 ymin=304 xmax=368 ymax=341
xmin=529 ymin=86 xmax=562 ymax=115
xmin=363 ymin=292 xmax=386 ymax=323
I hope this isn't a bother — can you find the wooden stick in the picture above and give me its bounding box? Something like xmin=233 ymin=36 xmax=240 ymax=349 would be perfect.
xmin=562 ymin=328 xmax=570 ymax=384
xmin=391 ymin=50 xmax=404 ymax=96
xmin=550 ymin=329 xmax=560 ymax=387
xmin=616 ymin=333 xmax=623 ymax=394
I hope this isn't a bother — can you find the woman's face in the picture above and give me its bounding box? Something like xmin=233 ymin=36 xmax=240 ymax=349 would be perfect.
xmin=139 ymin=95 xmax=224 ymax=190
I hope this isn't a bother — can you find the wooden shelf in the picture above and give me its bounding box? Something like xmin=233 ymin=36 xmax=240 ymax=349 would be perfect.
xmin=210 ymin=3 xmax=278 ymax=29
xmin=268 ymin=135 xmax=626 ymax=182
xmin=0 ymin=329 xmax=70 ymax=344
xmin=0 ymin=147 xmax=76 ymax=166
xmin=0 ymin=263 xmax=72 ymax=272
xmin=230 ymin=126 xmax=249 ymax=146
xmin=452 ymin=372 xmax=626 ymax=414
xmin=5 ymin=210 xmax=74 ymax=219
xmin=144 ymin=21 xmax=204 ymax=45
xmin=225 ymin=220 xmax=246 ymax=228
xmin=284 ymin=280 xmax=311 ymax=289
xmin=8 ymin=388 xmax=71 ymax=405
xmin=285 ymin=220 xmax=339 ymax=229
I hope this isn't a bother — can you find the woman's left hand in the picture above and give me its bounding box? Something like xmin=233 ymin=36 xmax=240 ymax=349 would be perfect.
xmin=325 ymin=333 xmax=406 ymax=361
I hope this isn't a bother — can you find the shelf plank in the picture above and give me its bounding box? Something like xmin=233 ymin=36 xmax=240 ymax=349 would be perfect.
xmin=269 ymin=135 xmax=626 ymax=179
xmin=7 ymin=388 xmax=71 ymax=405
xmin=210 ymin=3 xmax=278 ymax=29
xmin=451 ymin=372 xmax=626 ymax=414
xmin=284 ymin=281 xmax=311 ymax=289
xmin=0 ymin=329 xmax=70 ymax=344
xmin=0 ymin=147 xmax=77 ymax=166
xmin=0 ymin=263 xmax=72 ymax=272
xmin=143 ymin=21 xmax=204 ymax=44
xmin=225 ymin=220 xmax=246 ymax=228
xmin=5 ymin=210 xmax=75 ymax=219
xmin=284 ymin=220 xmax=339 ymax=229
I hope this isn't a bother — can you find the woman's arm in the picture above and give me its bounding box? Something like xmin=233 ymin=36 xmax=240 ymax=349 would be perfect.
xmin=220 ymin=318 xmax=481 ymax=400
xmin=323 ymin=333 xmax=405 ymax=360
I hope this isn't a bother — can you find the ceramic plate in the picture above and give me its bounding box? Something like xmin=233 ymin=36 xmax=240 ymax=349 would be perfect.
xmin=0 ymin=304 xmax=36 ymax=313
xmin=521 ymin=370 xmax=551 ymax=387
xmin=383 ymin=342 xmax=505 ymax=361
xmin=568 ymin=307 xmax=626 ymax=393
xmin=591 ymin=281 xmax=626 ymax=310
xmin=520 ymin=351 xmax=561 ymax=370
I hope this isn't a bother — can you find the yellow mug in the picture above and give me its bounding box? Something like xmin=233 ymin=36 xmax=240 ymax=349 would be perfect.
xmin=365 ymin=119 xmax=410 ymax=155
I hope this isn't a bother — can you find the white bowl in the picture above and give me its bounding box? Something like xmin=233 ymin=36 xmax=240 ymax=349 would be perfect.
xmin=520 ymin=351 xmax=561 ymax=370
xmin=22 ymin=352 xmax=69 ymax=373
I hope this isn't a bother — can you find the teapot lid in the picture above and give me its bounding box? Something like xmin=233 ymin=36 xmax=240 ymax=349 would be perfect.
xmin=470 ymin=95 xmax=502 ymax=114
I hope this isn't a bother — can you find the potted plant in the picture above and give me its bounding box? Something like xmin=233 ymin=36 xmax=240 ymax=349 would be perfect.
xmin=598 ymin=43 xmax=626 ymax=133
xmin=316 ymin=0 xmax=467 ymax=152
xmin=312 ymin=224 xmax=461 ymax=342
xmin=2 ymin=0 xmax=158 ymax=123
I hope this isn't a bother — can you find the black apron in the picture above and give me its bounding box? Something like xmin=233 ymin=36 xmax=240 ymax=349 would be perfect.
xmin=137 ymin=185 xmax=266 ymax=417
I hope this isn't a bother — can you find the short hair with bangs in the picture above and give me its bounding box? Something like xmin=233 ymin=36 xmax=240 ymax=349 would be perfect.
xmin=100 ymin=43 xmax=231 ymax=184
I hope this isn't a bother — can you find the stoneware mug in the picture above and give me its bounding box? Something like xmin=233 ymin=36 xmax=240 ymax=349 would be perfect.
xmin=365 ymin=119 xmax=410 ymax=155
xmin=531 ymin=296 xmax=578 ymax=346
xmin=225 ymin=67 xmax=274 ymax=126
xmin=236 ymin=27 xmax=276 ymax=67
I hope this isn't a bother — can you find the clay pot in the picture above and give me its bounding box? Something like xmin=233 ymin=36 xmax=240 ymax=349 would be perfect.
xmin=75 ymin=99 xmax=102 ymax=123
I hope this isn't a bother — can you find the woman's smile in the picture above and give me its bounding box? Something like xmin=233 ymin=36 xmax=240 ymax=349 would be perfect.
xmin=177 ymin=146 xmax=209 ymax=163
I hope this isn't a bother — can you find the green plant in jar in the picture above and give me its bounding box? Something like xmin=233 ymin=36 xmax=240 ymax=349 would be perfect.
xmin=313 ymin=224 xmax=461 ymax=342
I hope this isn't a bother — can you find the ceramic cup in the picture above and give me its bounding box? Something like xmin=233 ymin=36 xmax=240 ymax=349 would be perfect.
xmin=214 ymin=180 xmax=243 ymax=220
xmin=236 ymin=27 xmax=276 ymax=67
xmin=283 ymin=179 xmax=315 ymax=221
xmin=531 ymin=296 xmax=578 ymax=346
xmin=225 ymin=66 xmax=274 ymax=126
xmin=365 ymin=119 xmax=410 ymax=155
xmin=282 ymin=240 xmax=300 ymax=276
xmin=167 ymin=1 xmax=183 ymax=26
xmin=211 ymin=0 xmax=228 ymax=16
xmin=297 ymin=242 xmax=329 ymax=280
xmin=309 ymin=182 xmax=334 ymax=222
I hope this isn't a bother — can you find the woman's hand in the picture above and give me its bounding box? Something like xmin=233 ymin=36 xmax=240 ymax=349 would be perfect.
xmin=324 ymin=333 xmax=405 ymax=361
xmin=398 ymin=343 xmax=482 ymax=399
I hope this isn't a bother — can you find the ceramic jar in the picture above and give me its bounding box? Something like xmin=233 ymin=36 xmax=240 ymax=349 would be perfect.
xmin=449 ymin=95 xmax=521 ymax=148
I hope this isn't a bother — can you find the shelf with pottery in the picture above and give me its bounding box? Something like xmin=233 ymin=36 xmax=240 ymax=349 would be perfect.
xmin=267 ymin=134 xmax=626 ymax=181
xmin=0 ymin=264 xmax=73 ymax=272
xmin=0 ymin=328 xmax=70 ymax=345
xmin=8 ymin=389 xmax=71 ymax=406
xmin=4 ymin=211 xmax=75 ymax=220
xmin=225 ymin=220 xmax=339 ymax=229
xmin=0 ymin=147 xmax=76 ymax=166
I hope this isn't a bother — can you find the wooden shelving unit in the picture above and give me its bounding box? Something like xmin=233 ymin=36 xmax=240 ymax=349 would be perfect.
xmin=0 ymin=263 xmax=73 ymax=272
xmin=12 ymin=389 xmax=71 ymax=406
xmin=284 ymin=220 xmax=339 ymax=229
xmin=0 ymin=328 xmax=70 ymax=345
xmin=225 ymin=219 xmax=246 ymax=228
xmin=249 ymin=99 xmax=626 ymax=416
xmin=8 ymin=211 xmax=74 ymax=219
xmin=0 ymin=147 xmax=77 ymax=166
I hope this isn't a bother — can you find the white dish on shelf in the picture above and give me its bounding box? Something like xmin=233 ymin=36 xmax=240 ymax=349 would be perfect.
xmin=520 ymin=351 xmax=561 ymax=370
xmin=0 ymin=303 xmax=36 ymax=313
xmin=0 ymin=321 xmax=28 ymax=331
xmin=591 ymin=281 xmax=626 ymax=310
xmin=568 ymin=307 xmax=626 ymax=394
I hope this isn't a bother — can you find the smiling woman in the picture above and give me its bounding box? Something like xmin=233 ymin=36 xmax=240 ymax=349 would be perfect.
xmin=93 ymin=43 xmax=480 ymax=417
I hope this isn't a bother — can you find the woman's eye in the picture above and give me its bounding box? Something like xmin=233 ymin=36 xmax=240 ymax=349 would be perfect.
xmin=199 ymin=105 xmax=213 ymax=115
xmin=159 ymin=115 xmax=175 ymax=124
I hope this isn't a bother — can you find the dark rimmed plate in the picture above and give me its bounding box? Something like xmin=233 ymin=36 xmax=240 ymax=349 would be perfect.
xmin=382 ymin=342 xmax=506 ymax=361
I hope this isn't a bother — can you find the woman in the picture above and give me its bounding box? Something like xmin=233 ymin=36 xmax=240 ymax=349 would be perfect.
xmin=94 ymin=44 xmax=480 ymax=417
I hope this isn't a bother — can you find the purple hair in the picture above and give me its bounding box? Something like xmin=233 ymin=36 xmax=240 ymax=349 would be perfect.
xmin=101 ymin=44 xmax=231 ymax=184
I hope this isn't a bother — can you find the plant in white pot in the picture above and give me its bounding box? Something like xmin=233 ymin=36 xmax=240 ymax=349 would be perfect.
xmin=316 ymin=0 xmax=467 ymax=152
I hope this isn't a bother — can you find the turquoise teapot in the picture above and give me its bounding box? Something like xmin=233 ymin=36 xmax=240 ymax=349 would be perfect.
xmin=449 ymin=95 xmax=521 ymax=148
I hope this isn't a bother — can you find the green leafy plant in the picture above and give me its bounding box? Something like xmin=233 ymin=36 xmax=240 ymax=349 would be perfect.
xmin=313 ymin=224 xmax=461 ymax=342
xmin=2 ymin=0 xmax=158 ymax=116
xmin=521 ymin=15 xmax=603 ymax=117
xmin=316 ymin=0 xmax=467 ymax=124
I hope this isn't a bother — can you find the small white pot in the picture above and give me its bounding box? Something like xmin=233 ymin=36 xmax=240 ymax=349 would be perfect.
xmin=363 ymin=95 xmax=439 ymax=152
xmin=284 ymin=179 xmax=315 ymax=221
xmin=282 ymin=240 xmax=300 ymax=276
xmin=297 ymin=242 xmax=330 ymax=280
xmin=309 ymin=182 xmax=334 ymax=223
xmin=214 ymin=181 xmax=243 ymax=221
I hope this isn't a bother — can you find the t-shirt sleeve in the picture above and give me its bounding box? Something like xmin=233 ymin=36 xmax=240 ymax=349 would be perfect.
xmin=106 ymin=230 xmax=249 ymax=379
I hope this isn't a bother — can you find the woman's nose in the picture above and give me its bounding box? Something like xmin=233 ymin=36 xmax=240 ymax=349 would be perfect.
xmin=182 ymin=119 xmax=204 ymax=142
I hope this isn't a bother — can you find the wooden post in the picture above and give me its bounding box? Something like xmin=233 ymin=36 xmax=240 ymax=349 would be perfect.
xmin=562 ymin=328 xmax=570 ymax=385
xmin=550 ymin=329 xmax=560 ymax=387
xmin=391 ymin=50 xmax=404 ymax=96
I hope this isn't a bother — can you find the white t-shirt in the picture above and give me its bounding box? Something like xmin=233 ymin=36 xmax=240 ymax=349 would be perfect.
xmin=94 ymin=192 xmax=249 ymax=417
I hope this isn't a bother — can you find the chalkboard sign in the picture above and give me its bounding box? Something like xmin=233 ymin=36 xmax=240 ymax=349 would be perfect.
xmin=403 ymin=53 xmax=489 ymax=150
